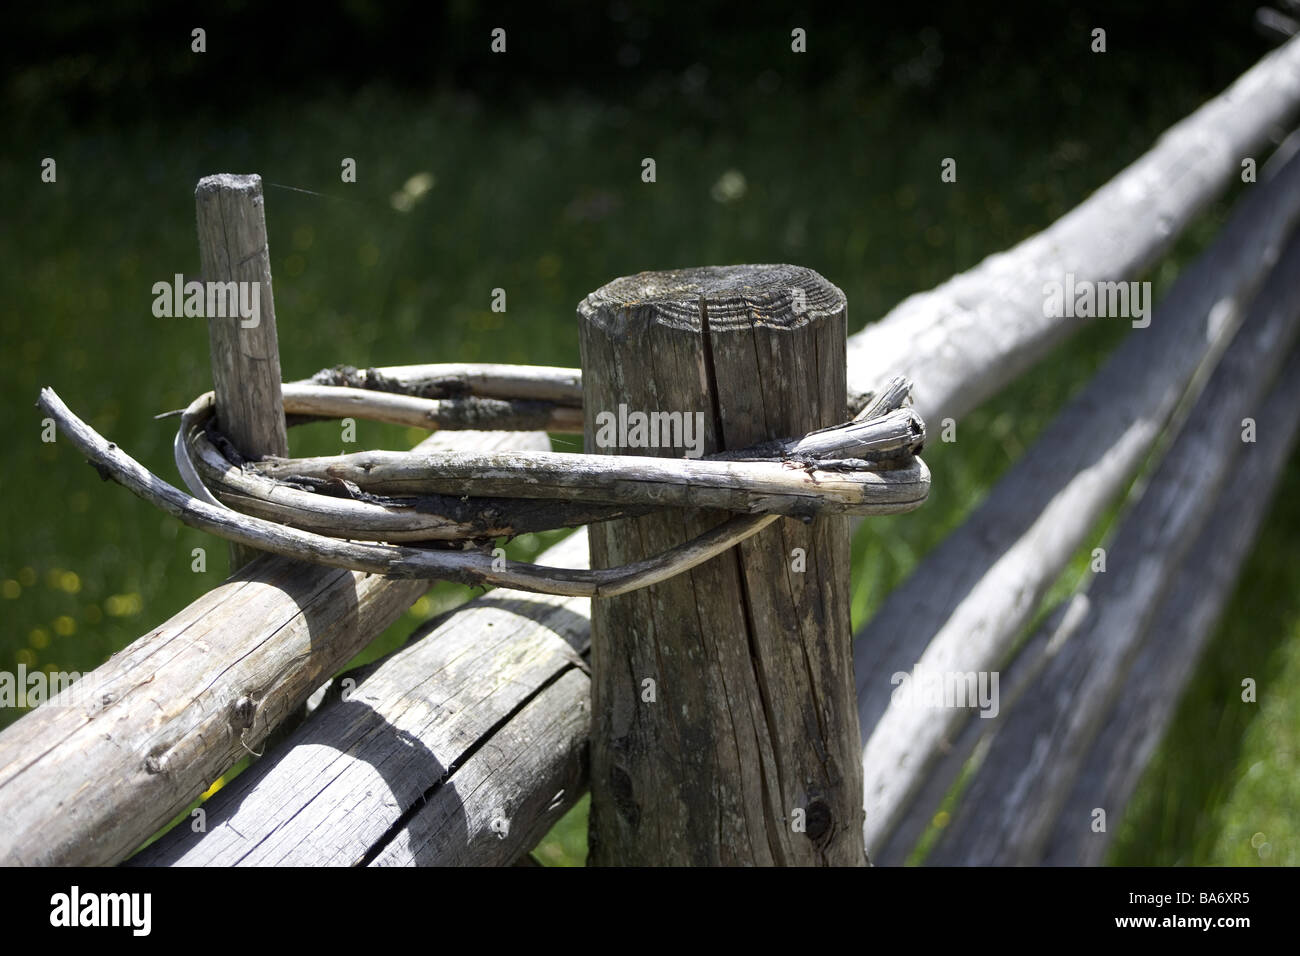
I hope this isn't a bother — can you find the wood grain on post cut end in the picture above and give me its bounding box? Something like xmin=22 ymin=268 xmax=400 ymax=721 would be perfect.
xmin=578 ymin=264 xmax=846 ymax=334
xmin=580 ymin=263 xmax=865 ymax=866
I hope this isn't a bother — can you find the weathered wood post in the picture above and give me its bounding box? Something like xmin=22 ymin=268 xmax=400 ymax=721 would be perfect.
xmin=195 ymin=173 xmax=290 ymax=571
xmin=579 ymin=265 xmax=866 ymax=865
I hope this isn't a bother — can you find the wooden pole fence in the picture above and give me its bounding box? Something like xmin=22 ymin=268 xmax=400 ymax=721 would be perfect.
xmin=9 ymin=36 xmax=1300 ymax=867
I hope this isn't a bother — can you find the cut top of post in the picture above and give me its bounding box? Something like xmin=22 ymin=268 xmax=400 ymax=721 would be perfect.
xmin=578 ymin=264 xmax=845 ymax=333
xmin=196 ymin=172 xmax=263 ymax=194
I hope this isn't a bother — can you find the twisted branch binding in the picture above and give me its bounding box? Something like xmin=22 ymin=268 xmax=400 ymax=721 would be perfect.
xmin=37 ymin=364 xmax=929 ymax=596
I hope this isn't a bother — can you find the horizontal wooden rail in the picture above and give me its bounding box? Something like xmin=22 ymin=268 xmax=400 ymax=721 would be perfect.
xmin=855 ymin=145 xmax=1300 ymax=857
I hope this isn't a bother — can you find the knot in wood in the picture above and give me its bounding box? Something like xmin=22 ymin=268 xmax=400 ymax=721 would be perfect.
xmin=230 ymin=695 xmax=256 ymax=731
xmin=805 ymin=798 xmax=834 ymax=847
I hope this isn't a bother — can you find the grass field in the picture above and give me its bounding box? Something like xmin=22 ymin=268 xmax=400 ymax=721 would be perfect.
xmin=2 ymin=61 xmax=1296 ymax=865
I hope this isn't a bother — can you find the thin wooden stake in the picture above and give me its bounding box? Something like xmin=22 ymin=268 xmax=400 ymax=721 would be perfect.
xmin=195 ymin=173 xmax=290 ymax=571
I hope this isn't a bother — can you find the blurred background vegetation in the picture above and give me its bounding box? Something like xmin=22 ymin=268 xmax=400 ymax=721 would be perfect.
xmin=2 ymin=1 xmax=1295 ymax=866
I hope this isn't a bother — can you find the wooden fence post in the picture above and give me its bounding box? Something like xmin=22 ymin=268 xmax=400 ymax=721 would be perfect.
xmin=195 ymin=173 xmax=290 ymax=571
xmin=578 ymin=265 xmax=867 ymax=866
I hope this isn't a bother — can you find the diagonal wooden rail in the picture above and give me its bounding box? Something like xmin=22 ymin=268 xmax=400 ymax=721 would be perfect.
xmin=856 ymin=138 xmax=1300 ymax=856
